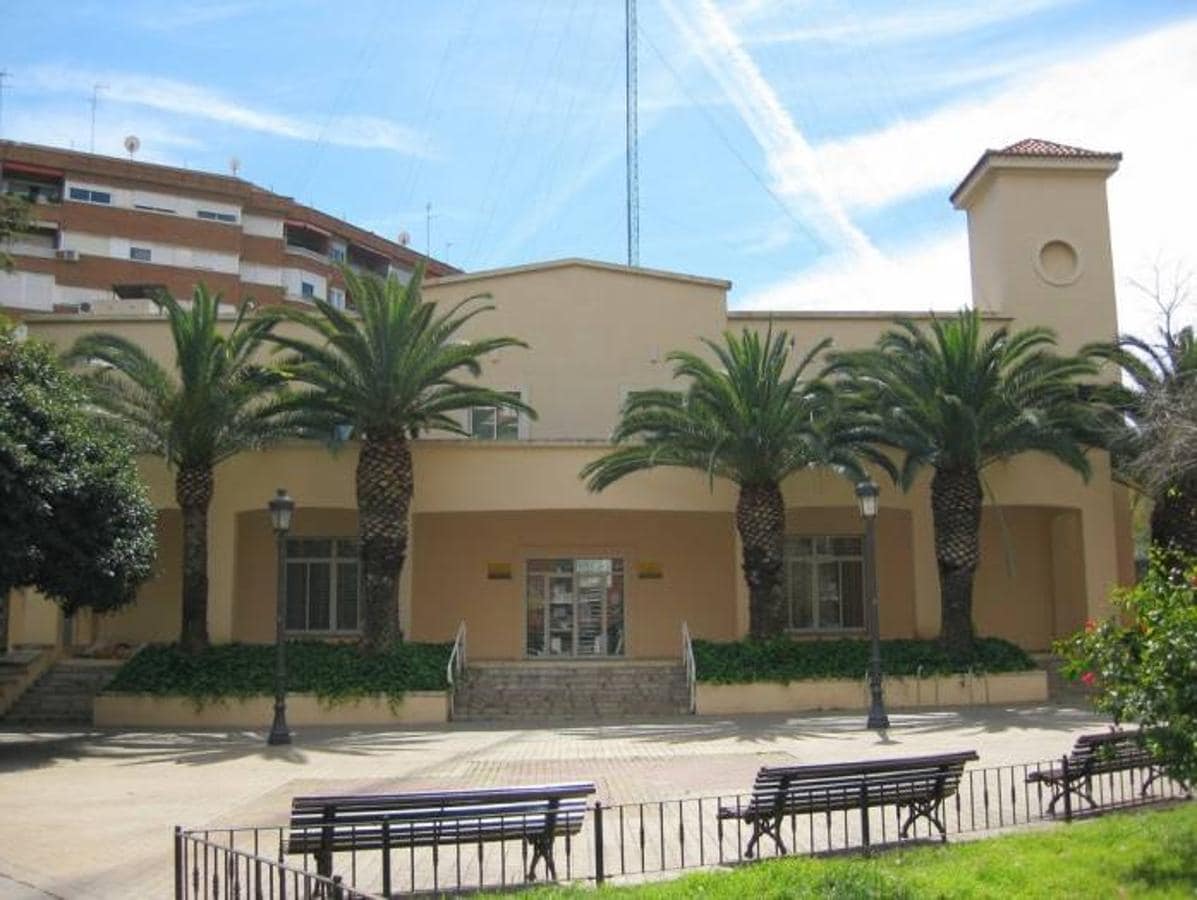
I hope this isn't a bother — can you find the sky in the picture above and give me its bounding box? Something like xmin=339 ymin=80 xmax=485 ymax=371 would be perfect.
xmin=2 ymin=0 xmax=1195 ymax=339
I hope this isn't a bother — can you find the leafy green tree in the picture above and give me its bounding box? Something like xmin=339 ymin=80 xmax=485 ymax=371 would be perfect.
xmin=582 ymin=328 xmax=886 ymax=639
xmin=831 ymin=311 xmax=1099 ymax=656
xmin=1059 ymin=550 xmax=1197 ymax=789
xmin=1 ymin=194 xmax=32 ymax=272
xmin=66 ymin=287 xmax=293 ymax=653
xmin=1088 ymin=326 xmax=1197 ymax=553
xmin=0 ymin=321 xmax=156 ymax=643
xmin=266 ymin=265 xmax=532 ymax=650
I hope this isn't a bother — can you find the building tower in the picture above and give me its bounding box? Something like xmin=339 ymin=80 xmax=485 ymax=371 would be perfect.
xmin=951 ymin=138 xmax=1123 ymax=352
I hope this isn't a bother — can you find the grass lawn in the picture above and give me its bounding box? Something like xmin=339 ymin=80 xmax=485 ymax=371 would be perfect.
xmin=518 ymin=803 xmax=1197 ymax=899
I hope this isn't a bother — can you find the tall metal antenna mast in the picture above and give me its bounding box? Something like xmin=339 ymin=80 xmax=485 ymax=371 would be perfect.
xmin=0 ymin=71 xmax=9 ymax=139
xmin=625 ymin=0 xmax=639 ymax=267
xmin=89 ymin=83 xmax=107 ymax=153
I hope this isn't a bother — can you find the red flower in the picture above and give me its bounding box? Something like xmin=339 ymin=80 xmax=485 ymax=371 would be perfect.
xmin=1084 ymin=619 xmax=1097 ymax=633
xmin=1081 ymin=671 xmax=1097 ymax=687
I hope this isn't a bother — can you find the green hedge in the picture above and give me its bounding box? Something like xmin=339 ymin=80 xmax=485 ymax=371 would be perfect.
xmin=106 ymin=641 xmax=452 ymax=705
xmin=693 ymin=637 xmax=1035 ymax=685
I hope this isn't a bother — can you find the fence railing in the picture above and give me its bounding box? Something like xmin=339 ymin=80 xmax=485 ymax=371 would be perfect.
xmin=176 ymin=756 xmax=1189 ymax=897
xmin=175 ymin=826 xmax=384 ymax=899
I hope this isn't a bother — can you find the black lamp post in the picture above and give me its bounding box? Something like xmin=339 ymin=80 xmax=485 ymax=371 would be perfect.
xmin=267 ymin=488 xmax=294 ymax=746
xmin=855 ymin=479 xmax=890 ymax=730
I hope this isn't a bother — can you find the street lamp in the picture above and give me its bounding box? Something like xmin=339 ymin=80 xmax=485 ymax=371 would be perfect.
xmin=855 ymin=479 xmax=890 ymax=730
xmin=267 ymin=488 xmax=294 ymax=746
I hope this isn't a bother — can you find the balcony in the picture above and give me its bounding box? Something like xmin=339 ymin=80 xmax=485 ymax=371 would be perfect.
xmin=3 ymin=161 xmax=66 ymax=204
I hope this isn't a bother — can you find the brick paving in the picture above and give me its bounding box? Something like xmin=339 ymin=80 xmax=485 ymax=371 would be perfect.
xmin=0 ymin=705 xmax=1113 ymax=899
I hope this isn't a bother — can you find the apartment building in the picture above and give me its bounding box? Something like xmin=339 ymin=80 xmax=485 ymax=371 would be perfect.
xmin=0 ymin=141 xmax=457 ymax=315
xmin=7 ymin=140 xmax=1134 ymax=662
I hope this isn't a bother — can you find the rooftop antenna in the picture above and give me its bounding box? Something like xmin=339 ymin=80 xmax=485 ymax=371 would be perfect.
xmin=123 ymin=134 xmax=140 ymax=160
xmin=625 ymin=0 xmax=640 ymax=267
xmin=397 ymin=230 xmax=411 ymax=247
xmin=0 ymin=70 xmax=9 ymax=139
xmin=425 ymin=202 xmax=434 ymax=259
xmin=89 ymin=82 xmax=108 ymax=153
xmin=229 ymin=156 xmax=241 ymax=177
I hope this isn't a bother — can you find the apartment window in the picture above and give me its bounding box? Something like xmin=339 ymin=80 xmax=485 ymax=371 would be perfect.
xmin=284 ymin=538 xmax=360 ymax=633
xmin=129 ymin=246 xmax=152 ymax=262
xmin=329 ymin=246 xmax=346 ymax=263
xmin=301 ymin=281 xmax=316 ymax=299
xmin=785 ymin=536 xmax=865 ymax=631
xmin=470 ymin=391 xmax=521 ymax=440
xmin=134 ymin=203 xmax=175 ymax=214
xmin=68 ymin=187 xmax=111 ymax=205
xmin=197 ymin=209 xmax=237 ymax=223
xmin=329 ymin=287 xmax=346 ymax=309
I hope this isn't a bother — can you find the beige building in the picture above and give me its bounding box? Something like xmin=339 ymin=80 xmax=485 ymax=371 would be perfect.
xmin=6 ymin=140 xmax=1135 ymax=660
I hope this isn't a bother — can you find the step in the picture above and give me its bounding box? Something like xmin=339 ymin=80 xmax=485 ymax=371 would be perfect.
xmin=453 ymin=661 xmax=691 ymax=721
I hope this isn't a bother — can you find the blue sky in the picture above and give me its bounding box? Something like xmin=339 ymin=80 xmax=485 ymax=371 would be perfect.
xmin=2 ymin=1 xmax=1195 ymax=336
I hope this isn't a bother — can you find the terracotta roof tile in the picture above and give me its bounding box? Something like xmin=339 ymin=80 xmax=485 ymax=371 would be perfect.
xmin=997 ymin=138 xmax=1120 ymax=159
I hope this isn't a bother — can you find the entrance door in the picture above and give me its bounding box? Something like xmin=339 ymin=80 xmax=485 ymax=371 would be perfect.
xmin=526 ymin=558 xmax=624 ymax=657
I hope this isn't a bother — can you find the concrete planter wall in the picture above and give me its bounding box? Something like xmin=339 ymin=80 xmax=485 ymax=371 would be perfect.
xmin=694 ymin=670 xmax=1047 ymax=716
xmin=93 ymin=691 xmax=449 ymax=728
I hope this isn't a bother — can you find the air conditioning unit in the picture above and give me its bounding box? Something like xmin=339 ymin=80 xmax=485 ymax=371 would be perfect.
xmin=79 ymin=302 xmax=93 ymax=313
xmin=55 ymin=249 xmax=80 ymax=262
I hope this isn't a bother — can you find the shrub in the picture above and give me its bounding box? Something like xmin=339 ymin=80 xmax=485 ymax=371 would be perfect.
xmin=1058 ymin=550 xmax=1197 ymax=788
xmin=106 ymin=641 xmax=452 ymax=706
xmin=693 ymin=636 xmax=1034 ymax=684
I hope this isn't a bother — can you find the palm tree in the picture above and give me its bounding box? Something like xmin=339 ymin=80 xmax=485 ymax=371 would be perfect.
xmin=581 ymin=328 xmax=887 ymax=639
xmin=267 ymin=265 xmax=533 ymax=650
xmin=831 ymin=310 xmax=1099 ymax=657
xmin=1087 ymin=327 xmax=1197 ymax=553
xmin=66 ymin=286 xmax=292 ymax=653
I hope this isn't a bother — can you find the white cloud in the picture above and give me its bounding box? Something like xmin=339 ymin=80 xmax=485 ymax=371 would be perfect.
xmin=738 ymin=17 xmax=1197 ymax=340
xmin=21 ymin=66 xmax=435 ymax=159
xmin=813 ymin=19 xmax=1197 ymax=213
xmin=2 ymin=106 xmax=202 ymax=165
xmin=661 ymin=0 xmax=878 ymax=259
xmin=739 ymin=232 xmax=970 ymax=312
xmin=743 ymin=0 xmax=1079 ymax=47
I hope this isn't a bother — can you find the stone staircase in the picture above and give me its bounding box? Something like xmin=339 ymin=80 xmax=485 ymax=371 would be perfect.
xmin=454 ymin=661 xmax=691 ymax=721
xmin=3 ymin=659 xmax=124 ymax=726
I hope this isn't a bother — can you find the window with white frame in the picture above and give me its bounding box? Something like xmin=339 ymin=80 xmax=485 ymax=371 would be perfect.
xmin=284 ymin=538 xmax=360 ymax=633
xmin=129 ymin=246 xmax=152 ymax=262
xmin=329 ymin=286 xmax=346 ymax=309
xmin=470 ymin=390 xmax=522 ymax=440
xmin=301 ymin=281 xmax=315 ymax=299
xmin=197 ymin=209 xmax=237 ymax=223
xmin=68 ymin=186 xmax=111 ymax=204
xmin=785 ymin=535 xmax=865 ymax=631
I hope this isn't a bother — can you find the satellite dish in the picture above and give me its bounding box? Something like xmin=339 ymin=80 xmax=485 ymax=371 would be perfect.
xmin=397 ymin=230 xmax=411 ymax=247
xmin=229 ymin=156 xmax=241 ymax=176
xmin=123 ymin=135 xmax=140 ymax=158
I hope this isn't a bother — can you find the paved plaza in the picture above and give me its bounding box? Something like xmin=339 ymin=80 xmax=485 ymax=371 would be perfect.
xmin=0 ymin=704 xmax=1111 ymax=899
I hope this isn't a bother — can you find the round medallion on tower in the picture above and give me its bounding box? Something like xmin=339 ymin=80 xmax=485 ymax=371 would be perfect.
xmin=1034 ymin=239 xmax=1081 ymax=287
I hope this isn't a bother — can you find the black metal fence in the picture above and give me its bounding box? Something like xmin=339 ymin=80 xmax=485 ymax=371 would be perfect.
xmin=175 ymin=757 xmax=1190 ymax=898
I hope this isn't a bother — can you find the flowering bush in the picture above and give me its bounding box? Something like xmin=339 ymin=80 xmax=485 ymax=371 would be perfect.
xmin=1057 ymin=550 xmax=1197 ymax=788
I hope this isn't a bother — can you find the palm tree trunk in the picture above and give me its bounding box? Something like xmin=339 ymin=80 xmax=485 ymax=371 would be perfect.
xmin=357 ymin=435 xmax=413 ymax=650
xmin=1150 ymin=475 xmax=1197 ymax=555
xmin=176 ymin=466 xmax=213 ymax=654
xmin=735 ymin=482 xmax=787 ymax=639
xmin=931 ymin=466 xmax=982 ymax=658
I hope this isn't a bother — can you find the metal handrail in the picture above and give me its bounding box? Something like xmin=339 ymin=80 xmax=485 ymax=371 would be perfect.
xmin=681 ymin=621 xmax=696 ymax=714
xmin=446 ymin=619 xmax=467 ymax=687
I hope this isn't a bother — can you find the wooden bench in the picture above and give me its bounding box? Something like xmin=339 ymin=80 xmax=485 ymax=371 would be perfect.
xmin=1027 ymin=730 xmax=1161 ymax=814
xmin=287 ymin=781 xmax=596 ymax=885
xmin=717 ymin=751 xmax=979 ymax=857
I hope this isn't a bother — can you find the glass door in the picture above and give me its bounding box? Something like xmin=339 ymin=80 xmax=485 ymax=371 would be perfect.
xmin=526 ymin=558 xmax=624 ymax=657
